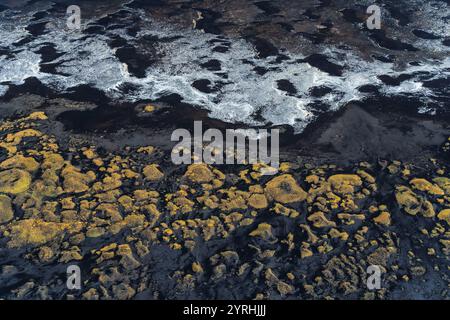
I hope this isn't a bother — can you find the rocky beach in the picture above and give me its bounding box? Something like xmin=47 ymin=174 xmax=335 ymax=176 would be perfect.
xmin=0 ymin=0 xmax=449 ymax=300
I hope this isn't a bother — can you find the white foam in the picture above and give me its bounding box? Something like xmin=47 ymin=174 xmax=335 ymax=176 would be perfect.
xmin=0 ymin=50 xmax=41 ymax=85
xmin=0 ymin=85 xmax=8 ymax=96
xmin=0 ymin=3 xmax=448 ymax=131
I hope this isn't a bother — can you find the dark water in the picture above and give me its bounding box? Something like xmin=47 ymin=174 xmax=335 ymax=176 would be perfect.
xmin=0 ymin=0 xmax=448 ymax=133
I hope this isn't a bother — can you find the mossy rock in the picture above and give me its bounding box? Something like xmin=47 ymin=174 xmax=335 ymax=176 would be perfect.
xmin=437 ymin=209 xmax=450 ymax=225
xmin=183 ymin=163 xmax=214 ymax=183
xmin=395 ymin=186 xmax=421 ymax=215
xmin=328 ymin=174 xmax=362 ymax=194
xmin=249 ymin=223 xmax=273 ymax=240
xmin=0 ymin=169 xmax=32 ymax=194
xmin=0 ymin=194 xmax=14 ymax=223
xmin=410 ymin=178 xmax=445 ymax=196
xmin=61 ymin=165 xmax=95 ymax=193
xmin=0 ymin=155 xmax=39 ymax=172
xmin=265 ymin=174 xmax=307 ymax=204
xmin=143 ymin=164 xmax=164 ymax=181
xmin=432 ymin=177 xmax=450 ymax=195
xmin=248 ymin=193 xmax=268 ymax=209
xmin=7 ymin=219 xmax=83 ymax=248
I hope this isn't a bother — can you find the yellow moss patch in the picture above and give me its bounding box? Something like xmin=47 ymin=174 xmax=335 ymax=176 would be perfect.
xmin=248 ymin=193 xmax=268 ymax=209
xmin=137 ymin=146 xmax=154 ymax=154
xmin=184 ymin=163 xmax=214 ymax=183
xmin=279 ymin=162 xmax=291 ymax=172
xmin=5 ymin=129 xmax=42 ymax=145
xmin=110 ymin=214 xmax=146 ymax=234
xmin=143 ymin=164 xmax=164 ymax=181
xmin=249 ymin=185 xmax=264 ymax=193
xmin=337 ymin=213 xmax=365 ymax=225
xmin=86 ymin=227 xmax=105 ymax=238
xmin=96 ymin=203 xmax=122 ymax=222
xmin=192 ymin=262 xmax=204 ymax=273
xmin=328 ymin=174 xmax=362 ymax=194
xmin=300 ymin=242 xmax=313 ymax=258
xmin=437 ymin=209 xmax=450 ymax=225
xmin=357 ymin=170 xmax=376 ymax=184
xmin=0 ymin=155 xmax=39 ymax=172
xmin=305 ymin=175 xmax=320 ymax=185
xmin=166 ymin=192 xmax=195 ymax=214
xmin=38 ymin=246 xmax=54 ymax=262
xmin=421 ymin=200 xmax=435 ymax=218
xmin=395 ymin=186 xmax=421 ymax=215
xmin=62 ymin=165 xmax=96 ymax=193
xmin=249 ymin=223 xmax=273 ymax=240
xmin=277 ymin=281 xmax=294 ymax=296
xmin=7 ymin=219 xmax=83 ymax=248
xmin=299 ymin=224 xmax=318 ymax=244
xmin=218 ymin=189 xmax=248 ymax=211
xmin=328 ymin=228 xmax=349 ymax=241
xmin=432 ymin=177 xmax=450 ymax=195
xmin=42 ymin=153 xmax=65 ymax=171
xmin=97 ymin=173 xmax=122 ymax=191
xmin=0 ymin=194 xmax=14 ymax=224
xmin=265 ymin=174 xmax=307 ymax=204
xmin=27 ymin=111 xmax=48 ymax=120
xmin=373 ymin=211 xmax=391 ymax=226
xmin=134 ymin=189 xmax=159 ymax=201
xmin=0 ymin=169 xmax=32 ymax=194
xmin=410 ymin=178 xmax=445 ymax=196
xmin=82 ymin=148 xmax=96 ymax=159
xmin=272 ymin=203 xmax=299 ymax=218
xmin=307 ymin=211 xmax=336 ymax=228
xmin=143 ymin=104 xmax=155 ymax=113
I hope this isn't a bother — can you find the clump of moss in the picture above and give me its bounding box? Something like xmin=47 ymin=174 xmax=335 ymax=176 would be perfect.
xmin=307 ymin=211 xmax=336 ymax=228
xmin=7 ymin=219 xmax=83 ymax=248
xmin=410 ymin=178 xmax=445 ymax=196
xmin=437 ymin=209 xmax=450 ymax=225
xmin=328 ymin=174 xmax=362 ymax=194
xmin=248 ymin=193 xmax=268 ymax=209
xmin=373 ymin=211 xmax=391 ymax=226
xmin=183 ymin=163 xmax=215 ymax=183
xmin=432 ymin=177 xmax=449 ymax=195
xmin=395 ymin=186 xmax=421 ymax=215
xmin=143 ymin=104 xmax=155 ymax=113
xmin=0 ymin=155 xmax=39 ymax=172
xmin=62 ymin=165 xmax=96 ymax=193
xmin=0 ymin=194 xmax=14 ymax=223
xmin=143 ymin=164 xmax=164 ymax=181
xmin=249 ymin=223 xmax=273 ymax=240
xmin=265 ymin=174 xmax=307 ymax=204
xmin=0 ymin=169 xmax=32 ymax=194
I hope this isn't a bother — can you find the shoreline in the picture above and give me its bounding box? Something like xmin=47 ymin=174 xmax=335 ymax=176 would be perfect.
xmin=1 ymin=88 xmax=449 ymax=167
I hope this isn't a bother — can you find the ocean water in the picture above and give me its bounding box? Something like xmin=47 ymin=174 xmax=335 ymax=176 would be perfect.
xmin=0 ymin=0 xmax=449 ymax=132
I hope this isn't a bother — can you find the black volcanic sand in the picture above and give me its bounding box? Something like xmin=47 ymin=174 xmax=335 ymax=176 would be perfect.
xmin=293 ymin=102 xmax=450 ymax=165
xmin=0 ymin=101 xmax=449 ymax=300
xmin=1 ymin=92 xmax=448 ymax=166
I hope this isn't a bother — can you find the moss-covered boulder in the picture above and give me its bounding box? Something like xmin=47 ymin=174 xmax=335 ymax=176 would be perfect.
xmin=0 ymin=169 xmax=32 ymax=194
xmin=265 ymin=174 xmax=307 ymax=203
xmin=0 ymin=194 xmax=14 ymax=223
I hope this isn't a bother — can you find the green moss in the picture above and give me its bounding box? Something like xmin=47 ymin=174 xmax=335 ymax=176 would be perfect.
xmin=265 ymin=174 xmax=307 ymax=204
xmin=0 ymin=169 xmax=31 ymax=194
xmin=0 ymin=194 xmax=14 ymax=223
